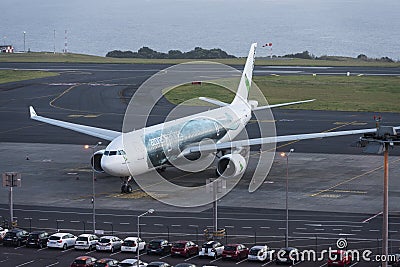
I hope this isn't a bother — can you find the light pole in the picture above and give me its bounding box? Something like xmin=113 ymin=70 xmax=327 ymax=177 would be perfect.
xmin=85 ymin=141 xmax=102 ymax=234
xmin=280 ymin=148 xmax=294 ymax=248
xmin=23 ymin=31 xmax=26 ymax=52
xmin=137 ymin=209 xmax=154 ymax=267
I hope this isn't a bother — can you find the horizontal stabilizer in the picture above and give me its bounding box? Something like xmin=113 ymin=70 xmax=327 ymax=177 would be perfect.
xmin=198 ymin=97 xmax=229 ymax=107
xmin=252 ymin=99 xmax=315 ymax=111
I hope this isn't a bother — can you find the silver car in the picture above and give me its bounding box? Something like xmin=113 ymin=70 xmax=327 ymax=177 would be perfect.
xmin=96 ymin=235 xmax=122 ymax=252
xmin=199 ymin=241 xmax=224 ymax=259
xmin=74 ymin=234 xmax=99 ymax=250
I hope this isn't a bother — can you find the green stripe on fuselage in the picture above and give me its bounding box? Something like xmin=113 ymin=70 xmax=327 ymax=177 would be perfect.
xmin=245 ymin=74 xmax=250 ymax=92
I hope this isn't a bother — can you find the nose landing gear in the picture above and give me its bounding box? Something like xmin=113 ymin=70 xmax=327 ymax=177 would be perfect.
xmin=120 ymin=176 xmax=133 ymax=193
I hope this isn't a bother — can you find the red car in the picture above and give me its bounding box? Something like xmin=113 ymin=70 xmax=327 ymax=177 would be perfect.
xmin=70 ymin=256 xmax=97 ymax=267
xmin=222 ymin=244 xmax=249 ymax=261
xmin=171 ymin=240 xmax=199 ymax=258
xmin=327 ymin=250 xmax=352 ymax=267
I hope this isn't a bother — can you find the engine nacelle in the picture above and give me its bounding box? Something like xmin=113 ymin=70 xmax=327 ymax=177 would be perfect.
xmin=216 ymin=153 xmax=247 ymax=178
xmin=90 ymin=149 xmax=105 ymax=173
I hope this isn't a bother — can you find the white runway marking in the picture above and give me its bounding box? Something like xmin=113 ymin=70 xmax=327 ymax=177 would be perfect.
xmin=16 ymin=260 xmax=35 ymax=267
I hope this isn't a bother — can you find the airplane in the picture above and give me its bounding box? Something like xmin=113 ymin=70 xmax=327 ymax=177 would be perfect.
xmin=29 ymin=43 xmax=399 ymax=194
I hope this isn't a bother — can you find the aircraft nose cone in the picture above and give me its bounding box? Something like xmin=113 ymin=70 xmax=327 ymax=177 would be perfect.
xmin=101 ymin=155 xmax=130 ymax=177
xmin=100 ymin=156 xmax=114 ymax=175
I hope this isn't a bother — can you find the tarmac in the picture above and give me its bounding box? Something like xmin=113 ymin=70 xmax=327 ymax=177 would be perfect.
xmin=0 ymin=62 xmax=399 ymax=214
xmin=1 ymin=63 xmax=400 ymax=266
xmin=1 ymin=142 xmax=399 ymax=215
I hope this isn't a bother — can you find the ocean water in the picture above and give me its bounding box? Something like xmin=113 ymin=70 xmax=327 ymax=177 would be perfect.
xmin=2 ymin=0 xmax=400 ymax=59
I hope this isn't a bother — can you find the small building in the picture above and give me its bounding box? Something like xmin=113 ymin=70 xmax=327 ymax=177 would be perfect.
xmin=0 ymin=45 xmax=14 ymax=53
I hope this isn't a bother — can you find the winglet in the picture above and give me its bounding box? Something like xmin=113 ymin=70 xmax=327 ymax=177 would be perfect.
xmin=29 ymin=106 xmax=37 ymax=118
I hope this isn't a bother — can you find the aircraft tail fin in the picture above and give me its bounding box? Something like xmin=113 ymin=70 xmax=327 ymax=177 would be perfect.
xmin=232 ymin=43 xmax=257 ymax=105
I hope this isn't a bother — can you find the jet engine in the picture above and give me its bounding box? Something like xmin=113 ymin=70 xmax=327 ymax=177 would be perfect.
xmin=216 ymin=153 xmax=247 ymax=178
xmin=90 ymin=149 xmax=105 ymax=173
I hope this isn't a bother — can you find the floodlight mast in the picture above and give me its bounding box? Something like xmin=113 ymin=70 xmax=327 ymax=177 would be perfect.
xmin=357 ymin=118 xmax=400 ymax=267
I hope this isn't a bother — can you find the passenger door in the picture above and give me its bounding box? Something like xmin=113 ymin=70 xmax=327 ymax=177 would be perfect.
xmin=138 ymin=238 xmax=145 ymax=251
xmin=216 ymin=242 xmax=224 ymax=255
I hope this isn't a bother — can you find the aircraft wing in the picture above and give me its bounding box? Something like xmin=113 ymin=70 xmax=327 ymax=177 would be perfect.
xmin=29 ymin=106 xmax=121 ymax=141
xmin=181 ymin=126 xmax=400 ymax=155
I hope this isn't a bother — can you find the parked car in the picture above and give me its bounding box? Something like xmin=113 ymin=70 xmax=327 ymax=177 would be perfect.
xmin=146 ymin=262 xmax=171 ymax=267
xmin=47 ymin=232 xmax=77 ymax=250
xmin=70 ymin=256 xmax=97 ymax=267
xmin=175 ymin=264 xmax=197 ymax=267
xmin=327 ymin=250 xmax=352 ymax=267
xmin=275 ymin=247 xmax=300 ymax=265
xmin=121 ymin=237 xmax=146 ymax=253
xmin=94 ymin=258 xmax=119 ymax=267
xmin=199 ymin=241 xmax=224 ymax=259
xmin=221 ymin=244 xmax=249 ymax=261
xmin=26 ymin=230 xmax=49 ymax=248
xmin=171 ymin=240 xmax=199 ymax=258
xmin=96 ymin=236 xmax=122 ymax=252
xmin=388 ymin=253 xmax=400 ymax=267
xmin=0 ymin=227 xmax=8 ymax=242
xmin=247 ymin=245 xmax=272 ymax=262
xmin=75 ymin=234 xmax=99 ymax=251
xmin=2 ymin=228 xmax=29 ymax=246
xmin=147 ymin=239 xmax=171 ymax=255
xmin=118 ymin=259 xmax=148 ymax=267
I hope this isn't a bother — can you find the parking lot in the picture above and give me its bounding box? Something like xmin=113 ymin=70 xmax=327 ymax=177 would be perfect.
xmin=1 ymin=204 xmax=399 ymax=267
xmin=1 ymin=238 xmax=395 ymax=267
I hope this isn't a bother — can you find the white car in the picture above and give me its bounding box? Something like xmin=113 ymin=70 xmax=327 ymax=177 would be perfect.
xmin=121 ymin=237 xmax=146 ymax=253
xmin=118 ymin=259 xmax=148 ymax=267
xmin=199 ymin=241 xmax=224 ymax=259
xmin=0 ymin=227 xmax=8 ymax=241
xmin=47 ymin=232 xmax=77 ymax=250
xmin=96 ymin=235 xmax=122 ymax=252
xmin=74 ymin=233 xmax=99 ymax=250
xmin=247 ymin=245 xmax=272 ymax=262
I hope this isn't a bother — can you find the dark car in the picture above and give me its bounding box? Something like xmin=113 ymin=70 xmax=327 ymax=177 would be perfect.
xmin=3 ymin=228 xmax=29 ymax=246
xmin=275 ymin=247 xmax=300 ymax=265
xmin=147 ymin=239 xmax=171 ymax=255
xmin=26 ymin=230 xmax=49 ymax=248
xmin=147 ymin=262 xmax=171 ymax=267
xmin=93 ymin=258 xmax=119 ymax=267
xmin=175 ymin=264 xmax=197 ymax=267
xmin=171 ymin=240 xmax=199 ymax=258
xmin=222 ymin=243 xmax=249 ymax=261
xmin=388 ymin=254 xmax=400 ymax=267
xmin=71 ymin=256 xmax=97 ymax=267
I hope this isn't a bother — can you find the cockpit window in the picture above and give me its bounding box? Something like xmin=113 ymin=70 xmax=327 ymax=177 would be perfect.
xmin=109 ymin=151 xmax=117 ymax=156
xmin=118 ymin=150 xmax=126 ymax=155
xmin=104 ymin=151 xmax=110 ymax=156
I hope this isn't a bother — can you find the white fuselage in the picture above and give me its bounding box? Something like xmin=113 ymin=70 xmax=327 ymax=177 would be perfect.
xmin=100 ymin=102 xmax=251 ymax=177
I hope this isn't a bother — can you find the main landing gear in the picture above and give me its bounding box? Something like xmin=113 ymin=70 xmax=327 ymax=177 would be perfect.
xmin=120 ymin=176 xmax=133 ymax=193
